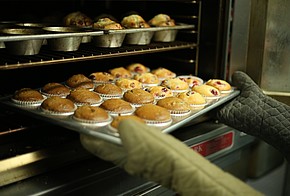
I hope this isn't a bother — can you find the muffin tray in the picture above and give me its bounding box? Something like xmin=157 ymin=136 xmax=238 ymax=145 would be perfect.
xmin=0 ymin=89 xmax=239 ymax=145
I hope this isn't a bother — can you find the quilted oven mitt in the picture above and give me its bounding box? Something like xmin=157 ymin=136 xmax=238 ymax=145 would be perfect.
xmin=216 ymin=71 xmax=290 ymax=161
xmin=80 ymin=119 xmax=262 ymax=196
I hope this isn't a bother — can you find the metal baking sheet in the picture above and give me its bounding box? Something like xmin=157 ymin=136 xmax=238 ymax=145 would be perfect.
xmin=0 ymin=89 xmax=239 ymax=145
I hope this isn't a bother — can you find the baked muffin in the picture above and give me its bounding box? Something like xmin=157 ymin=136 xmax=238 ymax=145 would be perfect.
xmin=148 ymin=14 xmax=175 ymax=27
xmin=205 ymin=79 xmax=232 ymax=93
xmin=121 ymin=14 xmax=150 ymax=28
xmin=109 ymin=115 xmax=145 ymax=134
xmin=100 ymin=98 xmax=135 ymax=116
xmin=93 ymin=17 xmax=123 ymax=30
xmin=192 ymin=84 xmax=221 ymax=100
xmin=123 ymin=88 xmax=155 ymax=106
xmin=151 ymin=67 xmax=176 ymax=80
xmin=177 ymin=75 xmax=204 ymax=88
xmin=144 ymin=85 xmax=173 ymax=99
xmin=94 ymin=83 xmax=123 ymax=99
xmin=63 ymin=11 xmax=93 ymax=28
xmin=12 ymin=88 xmax=45 ymax=106
xmin=176 ymin=91 xmax=207 ymax=107
xmin=40 ymin=96 xmax=76 ymax=115
xmin=89 ymin=72 xmax=115 ymax=84
xmin=156 ymin=97 xmax=191 ymax=116
xmin=108 ymin=67 xmax=132 ymax=79
xmin=135 ymin=104 xmax=172 ymax=126
xmin=160 ymin=78 xmax=189 ymax=92
xmin=115 ymin=78 xmax=143 ymax=91
xmin=73 ymin=105 xmax=112 ymax=125
xmin=67 ymin=88 xmax=103 ymax=106
xmin=65 ymin=74 xmax=94 ymax=90
xmin=133 ymin=73 xmax=160 ymax=87
xmin=41 ymin=82 xmax=71 ymax=97
xmin=126 ymin=63 xmax=149 ymax=74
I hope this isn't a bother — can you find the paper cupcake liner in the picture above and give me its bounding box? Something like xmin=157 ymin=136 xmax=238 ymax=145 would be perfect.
xmin=72 ymin=115 xmax=113 ymax=127
xmin=96 ymin=93 xmax=123 ymax=99
xmin=168 ymin=109 xmax=192 ymax=117
xmin=73 ymin=98 xmax=103 ymax=107
xmin=106 ymin=109 xmax=135 ymax=117
xmin=220 ymin=88 xmax=234 ymax=94
xmin=11 ymin=97 xmax=46 ymax=107
xmin=141 ymin=83 xmax=160 ymax=88
xmin=40 ymin=90 xmax=69 ymax=98
xmin=40 ymin=105 xmax=77 ymax=116
xmin=143 ymin=118 xmax=173 ymax=127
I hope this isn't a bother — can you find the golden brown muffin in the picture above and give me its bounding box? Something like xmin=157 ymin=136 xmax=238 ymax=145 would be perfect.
xmin=151 ymin=67 xmax=176 ymax=80
xmin=177 ymin=75 xmax=204 ymax=88
xmin=176 ymin=91 xmax=206 ymax=106
xmin=148 ymin=14 xmax=175 ymax=27
xmin=89 ymin=72 xmax=115 ymax=84
xmin=67 ymin=88 xmax=102 ymax=106
xmin=94 ymin=83 xmax=123 ymax=99
xmin=63 ymin=11 xmax=93 ymax=28
xmin=100 ymin=98 xmax=134 ymax=116
xmin=135 ymin=104 xmax=172 ymax=126
xmin=108 ymin=67 xmax=132 ymax=79
xmin=133 ymin=73 xmax=160 ymax=86
xmin=121 ymin=14 xmax=150 ymax=28
xmin=156 ymin=97 xmax=191 ymax=116
xmin=126 ymin=63 xmax=149 ymax=74
xmin=109 ymin=115 xmax=145 ymax=133
xmin=65 ymin=74 xmax=94 ymax=90
xmin=115 ymin=78 xmax=143 ymax=91
xmin=144 ymin=85 xmax=173 ymax=99
xmin=192 ymin=84 xmax=221 ymax=98
xmin=161 ymin=78 xmax=189 ymax=92
xmin=93 ymin=18 xmax=123 ymax=30
xmin=205 ymin=79 xmax=232 ymax=92
xmin=123 ymin=88 xmax=154 ymax=106
xmin=12 ymin=88 xmax=45 ymax=106
xmin=41 ymin=96 xmax=76 ymax=114
xmin=41 ymin=82 xmax=70 ymax=97
xmin=73 ymin=105 xmax=111 ymax=125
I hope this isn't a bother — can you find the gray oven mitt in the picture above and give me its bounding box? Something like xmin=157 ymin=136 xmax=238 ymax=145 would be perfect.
xmin=80 ymin=119 xmax=262 ymax=196
xmin=216 ymin=71 xmax=290 ymax=161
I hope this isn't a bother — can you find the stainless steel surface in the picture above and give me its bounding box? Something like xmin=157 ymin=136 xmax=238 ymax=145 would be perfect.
xmin=0 ymin=90 xmax=240 ymax=145
xmin=92 ymin=33 xmax=126 ymax=48
xmin=1 ymin=28 xmax=44 ymax=55
xmin=152 ymin=29 xmax=178 ymax=42
xmin=124 ymin=31 xmax=154 ymax=45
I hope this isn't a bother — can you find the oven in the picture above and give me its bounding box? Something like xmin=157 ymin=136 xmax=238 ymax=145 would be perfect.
xmin=0 ymin=0 xmax=282 ymax=195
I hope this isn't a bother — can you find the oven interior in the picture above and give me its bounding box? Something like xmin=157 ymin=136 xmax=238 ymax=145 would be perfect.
xmin=0 ymin=1 xmax=263 ymax=195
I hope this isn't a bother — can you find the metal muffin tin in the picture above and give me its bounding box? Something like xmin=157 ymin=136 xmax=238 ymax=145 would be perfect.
xmin=0 ymin=89 xmax=239 ymax=145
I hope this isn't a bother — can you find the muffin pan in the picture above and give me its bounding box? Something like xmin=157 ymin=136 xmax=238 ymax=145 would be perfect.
xmin=0 ymin=89 xmax=239 ymax=145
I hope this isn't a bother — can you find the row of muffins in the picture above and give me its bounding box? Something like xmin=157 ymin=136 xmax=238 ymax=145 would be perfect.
xmin=10 ymin=64 xmax=232 ymax=133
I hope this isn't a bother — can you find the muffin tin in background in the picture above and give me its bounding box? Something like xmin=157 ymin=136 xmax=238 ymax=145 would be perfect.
xmin=0 ymin=23 xmax=194 ymax=54
xmin=0 ymin=89 xmax=240 ymax=145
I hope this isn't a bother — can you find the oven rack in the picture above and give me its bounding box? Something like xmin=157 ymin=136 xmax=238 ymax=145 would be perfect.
xmin=0 ymin=41 xmax=197 ymax=70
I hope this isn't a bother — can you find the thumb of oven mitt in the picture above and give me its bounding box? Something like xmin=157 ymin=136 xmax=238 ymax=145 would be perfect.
xmin=80 ymin=119 xmax=262 ymax=196
xmin=216 ymin=71 xmax=290 ymax=161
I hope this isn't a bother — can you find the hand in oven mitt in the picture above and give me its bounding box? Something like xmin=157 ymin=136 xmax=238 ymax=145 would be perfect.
xmin=80 ymin=119 xmax=262 ymax=196
xmin=216 ymin=71 xmax=290 ymax=161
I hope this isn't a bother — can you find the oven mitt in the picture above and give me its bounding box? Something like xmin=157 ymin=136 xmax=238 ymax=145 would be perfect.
xmin=80 ymin=119 xmax=262 ymax=196
xmin=216 ymin=71 xmax=290 ymax=161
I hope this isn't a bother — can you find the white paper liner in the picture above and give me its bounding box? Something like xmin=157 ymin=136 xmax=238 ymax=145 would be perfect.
xmin=141 ymin=83 xmax=160 ymax=88
xmin=72 ymin=97 xmax=103 ymax=107
xmin=143 ymin=118 xmax=173 ymax=127
xmin=168 ymin=109 xmax=192 ymax=117
xmin=72 ymin=115 xmax=113 ymax=127
xmin=40 ymin=104 xmax=77 ymax=116
xmin=106 ymin=108 xmax=135 ymax=117
xmin=11 ymin=97 xmax=46 ymax=107
xmin=96 ymin=92 xmax=123 ymax=100
xmin=220 ymin=88 xmax=234 ymax=94
xmin=107 ymin=124 xmax=120 ymax=136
